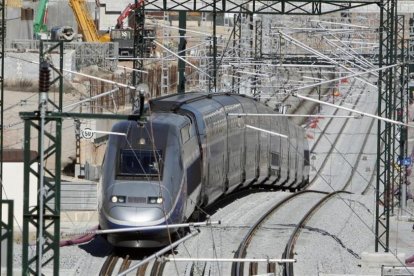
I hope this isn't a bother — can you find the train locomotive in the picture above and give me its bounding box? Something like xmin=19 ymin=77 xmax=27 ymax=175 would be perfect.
xmin=98 ymin=92 xmax=310 ymax=248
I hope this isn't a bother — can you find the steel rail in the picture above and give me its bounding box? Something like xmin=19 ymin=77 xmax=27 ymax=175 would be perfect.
xmin=99 ymin=254 xmax=119 ymax=276
xmin=136 ymin=262 xmax=149 ymax=276
xmin=230 ymin=189 xmax=329 ymax=276
xmin=150 ymin=258 xmax=166 ymax=276
xmin=342 ymin=108 xmax=377 ymax=192
xmin=282 ymin=190 xmax=351 ymax=276
xmin=118 ymin=255 xmax=131 ymax=274
xmin=307 ymin=79 xmax=366 ymax=187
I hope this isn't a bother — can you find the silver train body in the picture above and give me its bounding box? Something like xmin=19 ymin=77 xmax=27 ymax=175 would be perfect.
xmin=98 ymin=93 xmax=310 ymax=247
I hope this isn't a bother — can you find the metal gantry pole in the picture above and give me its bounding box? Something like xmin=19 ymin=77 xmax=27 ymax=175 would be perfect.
xmin=37 ymin=60 xmax=50 ymax=276
xmin=390 ymin=4 xmax=398 ymax=217
xmin=212 ymin=4 xmax=217 ymax=93
xmin=397 ymin=15 xmax=408 ymax=216
xmin=22 ymin=41 xmax=64 ymax=275
xmin=0 ymin=0 xmax=6 ymax=273
xmin=253 ymin=18 xmax=262 ymax=97
xmin=1 ymin=201 xmax=13 ymax=276
xmin=132 ymin=0 xmax=145 ymax=109
xmin=232 ymin=13 xmax=241 ymax=94
xmin=375 ymin=0 xmax=397 ymax=252
xmin=177 ymin=11 xmax=186 ymax=94
xmin=161 ymin=12 xmax=170 ymax=95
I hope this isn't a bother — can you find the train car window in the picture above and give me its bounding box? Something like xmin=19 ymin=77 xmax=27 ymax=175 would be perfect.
xmin=118 ymin=149 xmax=163 ymax=178
xmin=304 ymin=150 xmax=310 ymax=166
xmin=271 ymin=152 xmax=280 ymax=166
xmin=181 ymin=125 xmax=191 ymax=143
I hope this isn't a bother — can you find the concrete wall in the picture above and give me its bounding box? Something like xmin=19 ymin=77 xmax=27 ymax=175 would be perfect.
xmin=6 ymin=8 xmax=32 ymax=45
xmin=98 ymin=0 xmax=129 ymax=30
xmin=4 ymin=51 xmax=75 ymax=88
xmin=1 ymin=163 xmax=37 ymax=229
xmin=6 ymin=1 xmax=98 ymax=46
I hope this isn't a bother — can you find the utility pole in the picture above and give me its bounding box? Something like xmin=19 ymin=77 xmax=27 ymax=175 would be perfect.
xmin=22 ymin=41 xmax=64 ymax=275
xmin=132 ymin=0 xmax=145 ymax=111
xmin=177 ymin=11 xmax=186 ymax=94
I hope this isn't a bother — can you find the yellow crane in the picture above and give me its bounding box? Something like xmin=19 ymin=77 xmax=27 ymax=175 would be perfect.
xmin=68 ymin=0 xmax=109 ymax=42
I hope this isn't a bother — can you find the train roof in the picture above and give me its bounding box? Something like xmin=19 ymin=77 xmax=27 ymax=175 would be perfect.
xmin=149 ymin=92 xmax=258 ymax=112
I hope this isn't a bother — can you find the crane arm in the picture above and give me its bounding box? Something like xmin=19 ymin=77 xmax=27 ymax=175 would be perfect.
xmin=33 ymin=0 xmax=48 ymax=37
xmin=69 ymin=0 xmax=100 ymax=42
xmin=115 ymin=0 xmax=144 ymax=29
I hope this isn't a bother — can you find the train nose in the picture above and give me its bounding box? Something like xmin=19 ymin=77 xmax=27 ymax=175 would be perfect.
xmin=109 ymin=206 xmax=166 ymax=226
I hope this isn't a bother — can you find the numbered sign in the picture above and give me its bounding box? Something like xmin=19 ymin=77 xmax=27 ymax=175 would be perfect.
xmin=81 ymin=128 xmax=94 ymax=139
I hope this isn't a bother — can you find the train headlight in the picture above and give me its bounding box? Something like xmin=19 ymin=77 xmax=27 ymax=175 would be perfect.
xmin=111 ymin=195 xmax=126 ymax=203
xmin=148 ymin=197 xmax=163 ymax=204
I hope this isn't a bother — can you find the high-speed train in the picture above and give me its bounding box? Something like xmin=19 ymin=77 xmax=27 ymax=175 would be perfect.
xmin=98 ymin=92 xmax=310 ymax=247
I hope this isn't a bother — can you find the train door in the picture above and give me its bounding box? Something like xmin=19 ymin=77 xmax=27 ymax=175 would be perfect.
xmin=295 ymin=126 xmax=304 ymax=190
xmin=256 ymin=104 xmax=270 ymax=184
xmin=200 ymin=100 xmax=227 ymax=204
xmin=277 ymin=118 xmax=289 ymax=187
xmin=287 ymin=123 xmax=297 ymax=188
xmin=213 ymin=96 xmax=244 ymax=192
xmin=236 ymin=96 xmax=260 ymax=185
xmin=178 ymin=106 xmax=208 ymax=206
xmin=302 ymin=133 xmax=311 ymax=188
xmin=268 ymin=113 xmax=282 ymax=185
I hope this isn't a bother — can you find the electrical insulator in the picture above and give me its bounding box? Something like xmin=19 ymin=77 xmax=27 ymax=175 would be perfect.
xmin=39 ymin=61 xmax=50 ymax=93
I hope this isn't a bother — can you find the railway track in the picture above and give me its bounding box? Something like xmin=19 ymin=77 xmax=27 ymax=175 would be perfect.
xmin=307 ymin=80 xmax=377 ymax=194
xmin=99 ymin=254 xmax=120 ymax=276
xmin=282 ymin=190 xmax=351 ymax=276
xmin=99 ymin=253 xmax=165 ymax=276
xmin=308 ymin=79 xmax=366 ymax=186
xmin=228 ymin=81 xmax=376 ymax=276
xmin=230 ymin=189 xmax=329 ymax=276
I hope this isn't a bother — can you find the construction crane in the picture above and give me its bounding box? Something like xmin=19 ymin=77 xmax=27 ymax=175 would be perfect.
xmin=115 ymin=1 xmax=141 ymax=29
xmin=68 ymin=0 xmax=110 ymax=42
xmin=33 ymin=0 xmax=48 ymax=39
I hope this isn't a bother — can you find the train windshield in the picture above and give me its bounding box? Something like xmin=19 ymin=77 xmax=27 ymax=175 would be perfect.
xmin=118 ymin=149 xmax=163 ymax=179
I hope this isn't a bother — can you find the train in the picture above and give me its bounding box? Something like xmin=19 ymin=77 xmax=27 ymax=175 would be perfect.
xmin=98 ymin=92 xmax=310 ymax=248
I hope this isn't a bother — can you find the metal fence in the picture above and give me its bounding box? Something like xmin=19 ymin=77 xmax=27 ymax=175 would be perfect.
xmin=49 ymin=181 xmax=97 ymax=211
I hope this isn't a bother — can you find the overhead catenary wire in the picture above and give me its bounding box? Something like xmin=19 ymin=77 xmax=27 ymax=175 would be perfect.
xmin=295 ymin=93 xmax=412 ymax=129
xmin=7 ymin=55 xmax=136 ymax=90
xmin=153 ymin=40 xmax=211 ymax=79
xmin=287 ymin=63 xmax=398 ymax=94
xmin=245 ymin=125 xmax=288 ymax=139
xmin=229 ymin=113 xmax=359 ymax=119
xmin=278 ymin=30 xmax=377 ymax=88
xmin=163 ymin=257 xmax=296 ymax=263
xmin=63 ymin=221 xmax=220 ymax=236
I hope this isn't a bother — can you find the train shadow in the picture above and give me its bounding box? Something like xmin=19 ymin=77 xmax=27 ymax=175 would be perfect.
xmin=77 ymin=234 xmax=166 ymax=259
xmin=78 ymin=234 xmax=114 ymax=257
xmin=196 ymin=186 xmax=273 ymax=221
xmin=112 ymin=247 xmax=166 ymax=259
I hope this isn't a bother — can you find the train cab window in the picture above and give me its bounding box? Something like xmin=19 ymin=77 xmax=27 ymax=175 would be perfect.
xmin=304 ymin=150 xmax=310 ymax=166
xmin=118 ymin=149 xmax=163 ymax=179
xmin=181 ymin=125 xmax=191 ymax=143
xmin=271 ymin=152 xmax=280 ymax=167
